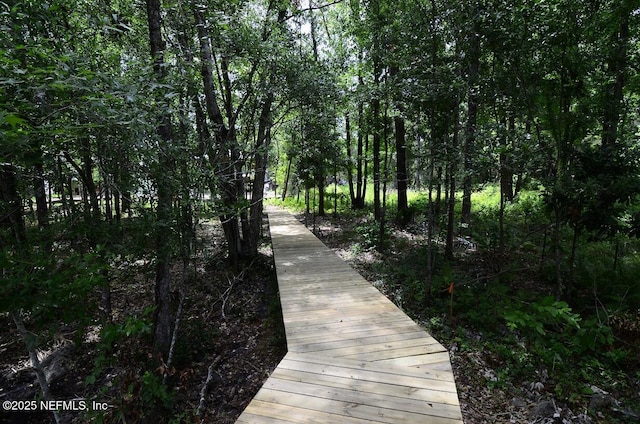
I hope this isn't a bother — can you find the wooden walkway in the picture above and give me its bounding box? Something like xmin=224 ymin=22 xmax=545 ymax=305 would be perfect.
xmin=236 ymin=207 xmax=463 ymax=423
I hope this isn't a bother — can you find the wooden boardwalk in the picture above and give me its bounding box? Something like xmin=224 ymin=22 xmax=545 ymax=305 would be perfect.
xmin=236 ymin=207 xmax=463 ymax=423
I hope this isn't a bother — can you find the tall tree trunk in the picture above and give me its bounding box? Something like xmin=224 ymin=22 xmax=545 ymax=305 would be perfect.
xmin=194 ymin=8 xmax=241 ymax=267
xmin=56 ymin=157 xmax=69 ymax=218
xmin=146 ymin=0 xmax=173 ymax=359
xmin=445 ymin=105 xmax=459 ymax=261
xmin=601 ymin=4 xmax=630 ymax=148
xmin=371 ymin=0 xmax=382 ymax=220
xmin=567 ymin=225 xmax=579 ymax=302
xmin=425 ymin=152 xmax=435 ymax=306
xmin=372 ymin=74 xmax=381 ymax=221
xmin=34 ymin=161 xmax=48 ymax=231
xmin=346 ymin=113 xmax=356 ymax=205
xmin=114 ymin=168 xmax=121 ymax=221
xmin=394 ymin=114 xmax=408 ymax=222
xmin=317 ymin=175 xmax=325 ymax=216
xmin=247 ymin=6 xmax=288 ymax=255
xmin=390 ymin=64 xmax=408 ymax=222
xmin=499 ymin=115 xmax=514 ymax=202
xmin=84 ymin=142 xmax=99 ymax=221
xmin=553 ymin=207 xmax=564 ymax=300
xmin=0 ymin=164 xmax=26 ymax=250
xmin=282 ymin=156 xmax=292 ymax=201
xmin=248 ymin=106 xmax=271 ymax=255
xmin=378 ymin=108 xmax=390 ymax=252
xmin=333 ymin=162 xmax=338 ymax=217
xmin=67 ymin=175 xmax=76 ymax=218
xmin=362 ymin=128 xmax=369 ymax=206
xmin=499 ymin=171 xmax=506 ymax=272
xmin=435 ymin=165 xmax=443 ymax=218
xmin=462 ymin=18 xmax=480 ymax=228
xmin=354 ymin=100 xmax=366 ymax=209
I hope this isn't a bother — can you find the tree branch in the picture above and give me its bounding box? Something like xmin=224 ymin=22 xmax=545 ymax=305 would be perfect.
xmin=281 ymin=0 xmax=344 ymax=22
xmin=196 ymin=355 xmax=223 ymax=417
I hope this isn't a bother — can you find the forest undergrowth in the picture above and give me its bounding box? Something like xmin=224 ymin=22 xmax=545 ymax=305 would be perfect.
xmin=0 ymin=218 xmax=286 ymax=424
xmin=285 ymin=189 xmax=640 ymax=424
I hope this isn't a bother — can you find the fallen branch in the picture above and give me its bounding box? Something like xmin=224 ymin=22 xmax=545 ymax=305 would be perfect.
xmin=220 ymin=277 xmax=235 ymax=320
xmin=196 ymin=355 xmax=223 ymax=418
xmin=163 ymin=289 xmax=185 ymax=384
xmin=11 ymin=310 xmax=61 ymax=424
xmin=207 ymin=257 xmax=261 ymax=320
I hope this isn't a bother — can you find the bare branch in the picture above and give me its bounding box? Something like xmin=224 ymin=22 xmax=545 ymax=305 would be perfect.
xmin=281 ymin=0 xmax=344 ymax=22
xmin=196 ymin=355 xmax=223 ymax=418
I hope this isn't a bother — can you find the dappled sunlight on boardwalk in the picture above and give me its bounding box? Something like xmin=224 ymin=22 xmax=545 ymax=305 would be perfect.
xmin=236 ymin=206 xmax=463 ymax=423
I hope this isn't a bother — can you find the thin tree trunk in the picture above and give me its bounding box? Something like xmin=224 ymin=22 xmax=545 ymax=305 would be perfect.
xmin=389 ymin=63 xmax=408 ymax=222
xmin=34 ymin=161 xmax=48 ymax=230
xmin=378 ymin=109 xmax=390 ymax=252
xmin=372 ymin=84 xmax=381 ymax=220
xmin=425 ymin=150 xmax=435 ymax=306
xmin=56 ymin=158 xmax=69 ymax=218
xmin=362 ymin=130 xmax=369 ymax=206
xmin=435 ymin=165 xmax=443 ymax=218
xmin=0 ymin=164 xmax=26 ymax=250
xmin=499 ymin=115 xmax=514 ymax=202
xmin=566 ymin=225 xmax=579 ymax=302
xmin=333 ymin=162 xmax=338 ymax=217
xmin=354 ymin=98 xmax=366 ymax=209
xmin=553 ymin=208 xmax=564 ymax=300
xmin=462 ymin=9 xmax=480 ymax=228
xmin=613 ymin=239 xmax=620 ymax=272
xmin=346 ymin=113 xmax=356 ymax=205
xmin=146 ymin=0 xmax=173 ymax=359
xmin=247 ymin=4 xmax=288 ymax=254
xmin=282 ymin=156 xmax=292 ymax=201
xmin=601 ymin=3 xmax=630 ymax=148
xmin=499 ymin=173 xmax=506 ymax=272
xmin=445 ymin=105 xmax=459 ymax=261
xmin=249 ymin=103 xmax=272 ymax=255
xmin=394 ymin=114 xmax=408 ymax=222
xmin=67 ymin=175 xmax=76 ymax=218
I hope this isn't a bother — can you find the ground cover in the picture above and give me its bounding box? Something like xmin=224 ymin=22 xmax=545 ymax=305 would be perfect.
xmin=277 ymin=186 xmax=640 ymax=424
xmin=0 ymin=218 xmax=286 ymax=423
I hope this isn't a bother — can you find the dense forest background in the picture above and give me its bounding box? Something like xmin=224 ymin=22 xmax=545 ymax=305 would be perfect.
xmin=1 ymin=0 xmax=639 ymax=422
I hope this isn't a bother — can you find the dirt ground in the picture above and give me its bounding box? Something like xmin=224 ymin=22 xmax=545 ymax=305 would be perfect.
xmin=0 ymin=219 xmax=286 ymax=424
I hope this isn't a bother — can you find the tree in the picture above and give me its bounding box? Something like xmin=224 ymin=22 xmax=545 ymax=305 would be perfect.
xmin=145 ymin=0 xmax=175 ymax=362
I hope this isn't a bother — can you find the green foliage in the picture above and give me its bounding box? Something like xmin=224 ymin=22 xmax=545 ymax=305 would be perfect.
xmin=575 ymin=239 xmax=640 ymax=309
xmin=504 ymin=297 xmax=581 ymax=337
xmin=354 ymin=219 xmax=389 ymax=250
xmin=102 ymin=307 xmax=154 ymax=346
xmin=86 ymin=307 xmax=155 ymax=387
xmin=0 ymin=248 xmax=105 ymax=322
xmin=502 ymin=296 xmax=622 ymax=376
xmin=139 ymin=370 xmax=174 ymax=410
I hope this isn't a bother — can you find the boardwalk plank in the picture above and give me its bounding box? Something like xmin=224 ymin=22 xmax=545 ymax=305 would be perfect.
xmin=270 ymin=367 xmax=458 ymax=405
xmin=240 ymin=400 xmax=377 ymax=424
xmin=261 ymin=378 xmax=463 ymax=419
xmin=279 ymin=353 xmax=458 ymax=387
xmin=253 ymin=389 xmax=461 ymax=424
